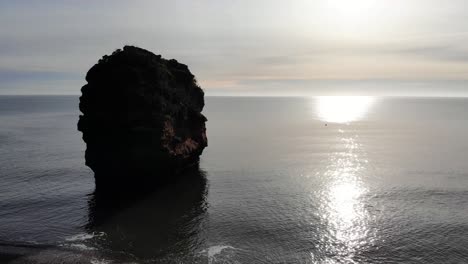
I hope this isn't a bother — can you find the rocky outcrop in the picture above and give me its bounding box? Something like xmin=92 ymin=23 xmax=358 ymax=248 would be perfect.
xmin=78 ymin=46 xmax=207 ymax=189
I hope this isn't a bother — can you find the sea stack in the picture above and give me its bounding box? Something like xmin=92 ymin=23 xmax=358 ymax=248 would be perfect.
xmin=78 ymin=46 xmax=207 ymax=189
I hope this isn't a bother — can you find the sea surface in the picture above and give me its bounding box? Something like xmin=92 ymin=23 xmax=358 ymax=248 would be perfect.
xmin=1 ymin=95 xmax=468 ymax=263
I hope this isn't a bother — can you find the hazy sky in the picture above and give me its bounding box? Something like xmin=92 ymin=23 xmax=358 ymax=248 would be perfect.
xmin=1 ymin=0 xmax=468 ymax=96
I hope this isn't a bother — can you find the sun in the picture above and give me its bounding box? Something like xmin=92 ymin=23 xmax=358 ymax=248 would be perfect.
xmin=327 ymin=0 xmax=379 ymax=20
xmin=319 ymin=0 xmax=387 ymax=36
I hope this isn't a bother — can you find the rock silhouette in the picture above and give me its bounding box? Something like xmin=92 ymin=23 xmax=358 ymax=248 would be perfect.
xmin=78 ymin=46 xmax=207 ymax=189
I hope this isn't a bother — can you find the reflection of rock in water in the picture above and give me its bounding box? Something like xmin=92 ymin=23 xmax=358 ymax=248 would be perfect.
xmin=0 ymin=242 xmax=109 ymax=264
xmin=86 ymin=166 xmax=209 ymax=262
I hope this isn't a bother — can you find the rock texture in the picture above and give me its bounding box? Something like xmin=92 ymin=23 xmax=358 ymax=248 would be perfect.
xmin=78 ymin=46 xmax=207 ymax=188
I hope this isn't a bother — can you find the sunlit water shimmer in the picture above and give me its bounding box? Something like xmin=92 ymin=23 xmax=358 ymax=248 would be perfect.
xmin=1 ymin=96 xmax=468 ymax=263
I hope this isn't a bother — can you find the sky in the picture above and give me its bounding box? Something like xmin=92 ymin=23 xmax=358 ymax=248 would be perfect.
xmin=1 ymin=0 xmax=468 ymax=96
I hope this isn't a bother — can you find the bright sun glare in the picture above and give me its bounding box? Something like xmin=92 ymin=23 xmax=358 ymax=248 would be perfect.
xmin=316 ymin=96 xmax=374 ymax=123
xmin=319 ymin=0 xmax=388 ymax=36
xmin=327 ymin=0 xmax=379 ymax=19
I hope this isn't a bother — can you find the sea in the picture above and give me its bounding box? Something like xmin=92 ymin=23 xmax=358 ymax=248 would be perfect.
xmin=1 ymin=95 xmax=468 ymax=263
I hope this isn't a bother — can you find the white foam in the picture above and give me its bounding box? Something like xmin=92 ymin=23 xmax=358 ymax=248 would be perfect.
xmin=90 ymin=259 xmax=112 ymax=264
xmin=65 ymin=232 xmax=105 ymax=242
xmin=68 ymin=243 xmax=95 ymax=251
xmin=200 ymin=245 xmax=236 ymax=259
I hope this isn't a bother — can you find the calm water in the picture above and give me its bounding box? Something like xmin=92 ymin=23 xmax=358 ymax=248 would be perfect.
xmin=1 ymin=96 xmax=468 ymax=263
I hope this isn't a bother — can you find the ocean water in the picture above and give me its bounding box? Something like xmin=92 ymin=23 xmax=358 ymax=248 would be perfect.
xmin=1 ymin=95 xmax=468 ymax=263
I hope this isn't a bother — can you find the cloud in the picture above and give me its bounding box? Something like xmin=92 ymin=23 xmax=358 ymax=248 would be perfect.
xmin=392 ymin=44 xmax=468 ymax=63
xmin=0 ymin=69 xmax=80 ymax=83
xmin=1 ymin=0 xmax=468 ymax=95
xmin=221 ymin=78 xmax=468 ymax=97
xmin=0 ymin=68 xmax=82 ymax=95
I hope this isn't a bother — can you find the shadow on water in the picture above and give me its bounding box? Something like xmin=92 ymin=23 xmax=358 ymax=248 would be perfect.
xmin=85 ymin=165 xmax=209 ymax=262
xmin=0 ymin=166 xmax=209 ymax=264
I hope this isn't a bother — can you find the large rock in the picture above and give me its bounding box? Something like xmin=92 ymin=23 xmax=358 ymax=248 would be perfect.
xmin=78 ymin=46 xmax=207 ymax=189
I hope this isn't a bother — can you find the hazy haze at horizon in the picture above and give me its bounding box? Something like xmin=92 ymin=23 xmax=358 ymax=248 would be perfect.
xmin=1 ymin=0 xmax=468 ymax=96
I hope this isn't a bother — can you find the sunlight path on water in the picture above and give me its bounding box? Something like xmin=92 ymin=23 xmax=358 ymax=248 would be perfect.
xmin=309 ymin=96 xmax=376 ymax=263
xmin=312 ymin=133 xmax=376 ymax=263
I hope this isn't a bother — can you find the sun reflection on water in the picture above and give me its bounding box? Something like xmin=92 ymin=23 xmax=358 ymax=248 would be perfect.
xmin=329 ymin=144 xmax=367 ymax=232
xmin=315 ymin=96 xmax=374 ymax=124
xmin=311 ymin=123 xmax=375 ymax=262
xmin=311 ymin=96 xmax=374 ymax=262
